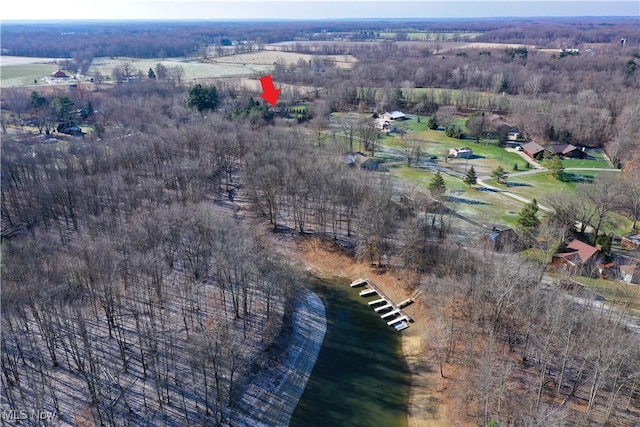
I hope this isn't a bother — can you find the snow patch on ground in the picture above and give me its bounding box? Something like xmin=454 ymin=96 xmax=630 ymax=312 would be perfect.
xmin=233 ymin=290 xmax=327 ymax=426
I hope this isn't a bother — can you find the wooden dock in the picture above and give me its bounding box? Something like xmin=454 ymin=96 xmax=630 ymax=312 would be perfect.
xmin=374 ymin=303 xmax=393 ymax=313
xmin=359 ymin=288 xmax=378 ymax=297
xmin=350 ymin=278 xmax=367 ymax=288
xmin=380 ymin=309 xmax=400 ymax=320
xmin=368 ymin=298 xmax=387 ymax=306
xmin=353 ymin=278 xmax=413 ymax=332
xmin=387 ymin=315 xmax=409 ymax=327
xmin=397 ymin=298 xmax=414 ymax=309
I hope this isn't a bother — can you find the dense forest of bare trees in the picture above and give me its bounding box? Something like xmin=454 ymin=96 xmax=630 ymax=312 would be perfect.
xmin=2 ymin=17 xmax=640 ymax=426
xmin=0 ymin=79 xmax=414 ymax=424
xmin=0 ymin=96 xmax=307 ymax=423
xmin=3 ymin=76 xmax=639 ymax=425
xmin=3 ymin=18 xmax=638 ymax=59
xmin=421 ymin=248 xmax=640 ymax=425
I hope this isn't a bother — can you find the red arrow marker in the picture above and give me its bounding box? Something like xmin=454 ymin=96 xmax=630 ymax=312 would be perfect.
xmin=259 ymin=75 xmax=280 ymax=107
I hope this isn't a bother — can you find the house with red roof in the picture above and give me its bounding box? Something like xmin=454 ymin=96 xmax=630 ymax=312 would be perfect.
xmin=552 ymin=239 xmax=603 ymax=275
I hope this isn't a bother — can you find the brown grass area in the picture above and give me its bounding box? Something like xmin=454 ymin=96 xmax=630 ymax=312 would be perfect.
xmin=290 ymin=237 xmax=458 ymax=427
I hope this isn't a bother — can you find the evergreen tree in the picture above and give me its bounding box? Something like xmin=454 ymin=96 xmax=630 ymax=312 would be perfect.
xmin=464 ymin=165 xmax=477 ymax=187
xmin=86 ymin=101 xmax=94 ymax=118
xmin=544 ymin=155 xmax=565 ymax=180
xmin=186 ymin=84 xmax=219 ymax=113
xmin=52 ymin=96 xmax=74 ymax=121
xmin=445 ymin=124 xmax=464 ymax=139
xmin=428 ymin=171 xmax=447 ymax=200
xmin=395 ymin=88 xmax=406 ymax=109
xmin=491 ymin=165 xmax=508 ymax=185
xmin=148 ymin=67 xmax=156 ymax=79
xmin=517 ymin=198 xmax=540 ymax=232
xmin=427 ymin=115 xmax=438 ymax=130
xmin=30 ymin=91 xmax=47 ymax=110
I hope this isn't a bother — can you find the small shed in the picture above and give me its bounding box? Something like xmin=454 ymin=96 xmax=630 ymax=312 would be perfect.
xmin=483 ymin=226 xmax=522 ymax=252
xmin=381 ymin=111 xmax=407 ymax=121
xmin=347 ymin=154 xmax=388 ymax=172
xmin=448 ymin=147 xmax=473 ymax=159
xmin=621 ymin=264 xmax=638 ymax=284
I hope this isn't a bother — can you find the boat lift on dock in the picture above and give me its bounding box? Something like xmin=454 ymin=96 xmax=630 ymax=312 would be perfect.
xmin=387 ymin=315 xmax=409 ymax=327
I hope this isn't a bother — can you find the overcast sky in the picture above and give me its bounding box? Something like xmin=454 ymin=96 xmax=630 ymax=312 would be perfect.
xmin=2 ymin=0 xmax=638 ymax=21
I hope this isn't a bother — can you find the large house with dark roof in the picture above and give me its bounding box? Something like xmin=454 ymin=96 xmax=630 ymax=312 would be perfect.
xmin=521 ymin=141 xmax=586 ymax=160
xmin=548 ymin=143 xmax=586 ymax=159
xmin=521 ymin=141 xmax=545 ymax=160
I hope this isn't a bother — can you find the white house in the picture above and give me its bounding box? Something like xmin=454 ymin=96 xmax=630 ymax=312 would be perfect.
xmin=448 ymin=147 xmax=473 ymax=159
xmin=381 ymin=111 xmax=407 ymax=121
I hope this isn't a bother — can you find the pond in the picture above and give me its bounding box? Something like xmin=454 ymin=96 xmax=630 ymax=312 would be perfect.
xmin=290 ymin=276 xmax=410 ymax=427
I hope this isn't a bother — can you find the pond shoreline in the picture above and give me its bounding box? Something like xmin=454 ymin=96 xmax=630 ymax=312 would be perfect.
xmin=292 ymin=238 xmax=454 ymax=427
xmin=233 ymin=290 xmax=327 ymax=426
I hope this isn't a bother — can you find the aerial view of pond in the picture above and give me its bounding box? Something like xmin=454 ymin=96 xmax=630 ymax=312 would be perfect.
xmin=291 ymin=276 xmax=410 ymax=427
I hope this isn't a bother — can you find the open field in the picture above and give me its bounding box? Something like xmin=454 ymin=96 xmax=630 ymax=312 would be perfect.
xmin=378 ymin=31 xmax=482 ymax=41
xmin=211 ymin=50 xmax=357 ymax=69
xmin=1 ymin=50 xmax=355 ymax=88
xmin=87 ymin=57 xmax=266 ymax=81
xmin=456 ymin=42 xmax=534 ymax=50
xmin=0 ymin=56 xmax=61 ymax=66
xmin=1 ymin=63 xmax=62 ymax=87
xmin=389 ymin=164 xmax=526 ymax=227
xmin=392 ymin=123 xmax=526 ymax=173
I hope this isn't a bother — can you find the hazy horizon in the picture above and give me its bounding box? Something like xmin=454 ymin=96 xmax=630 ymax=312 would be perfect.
xmin=2 ymin=1 xmax=638 ymax=21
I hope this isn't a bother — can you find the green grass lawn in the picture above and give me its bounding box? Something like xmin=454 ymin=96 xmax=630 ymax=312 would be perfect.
xmin=573 ymin=276 xmax=640 ymax=317
xmin=486 ymin=170 xmax=633 ymax=234
xmin=388 ymin=163 xmax=524 ymax=226
xmin=1 ymin=64 xmax=60 ymax=87
xmin=362 ymin=116 xmax=629 ymax=233
xmin=561 ymin=151 xmax=612 ymax=169
xmin=389 ymin=164 xmax=466 ymax=191
xmin=404 ymin=128 xmax=524 ymax=166
xmin=502 ymin=171 xmax=582 ymax=195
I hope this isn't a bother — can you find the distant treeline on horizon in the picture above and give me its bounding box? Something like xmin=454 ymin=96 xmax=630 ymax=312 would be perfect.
xmin=1 ymin=17 xmax=638 ymax=60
